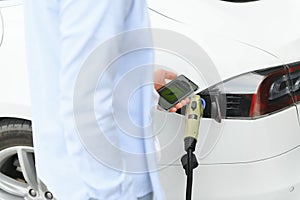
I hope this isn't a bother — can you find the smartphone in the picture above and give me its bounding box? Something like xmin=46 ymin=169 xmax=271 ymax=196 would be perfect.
xmin=157 ymin=75 xmax=199 ymax=110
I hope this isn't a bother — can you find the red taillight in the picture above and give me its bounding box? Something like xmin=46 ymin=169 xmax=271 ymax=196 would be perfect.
xmin=200 ymin=63 xmax=299 ymax=119
xmin=250 ymin=66 xmax=293 ymax=117
xmin=288 ymin=63 xmax=300 ymax=103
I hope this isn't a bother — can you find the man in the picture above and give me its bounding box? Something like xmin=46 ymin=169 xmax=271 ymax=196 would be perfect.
xmin=24 ymin=1 xmax=187 ymax=199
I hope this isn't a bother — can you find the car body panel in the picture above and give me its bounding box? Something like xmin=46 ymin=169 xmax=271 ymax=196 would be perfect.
xmin=296 ymin=104 xmax=300 ymax=125
xmin=159 ymin=145 xmax=300 ymax=200
xmin=0 ymin=0 xmax=22 ymax=8
xmin=154 ymin=106 xmax=300 ymax=165
xmin=0 ymin=11 xmax=3 ymax=48
xmin=0 ymin=5 xmax=30 ymax=120
xmin=148 ymin=1 xmax=300 ymax=199
xmin=148 ymin=0 xmax=300 ymax=79
xmin=148 ymin=0 xmax=300 ymax=62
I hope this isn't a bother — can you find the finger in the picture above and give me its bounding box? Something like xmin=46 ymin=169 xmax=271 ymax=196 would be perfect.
xmin=169 ymin=107 xmax=177 ymax=112
xmin=154 ymin=70 xmax=167 ymax=90
xmin=182 ymin=98 xmax=190 ymax=106
xmin=154 ymin=83 xmax=165 ymax=90
xmin=175 ymin=102 xmax=183 ymax=109
xmin=169 ymin=98 xmax=191 ymax=112
xmin=164 ymin=71 xmax=177 ymax=80
xmin=175 ymin=98 xmax=190 ymax=109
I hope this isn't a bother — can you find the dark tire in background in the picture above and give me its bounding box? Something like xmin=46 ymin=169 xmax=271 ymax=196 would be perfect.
xmin=0 ymin=118 xmax=33 ymax=151
xmin=0 ymin=118 xmax=54 ymax=200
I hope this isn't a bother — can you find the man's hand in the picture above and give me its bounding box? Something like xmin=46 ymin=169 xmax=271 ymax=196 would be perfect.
xmin=154 ymin=69 xmax=189 ymax=112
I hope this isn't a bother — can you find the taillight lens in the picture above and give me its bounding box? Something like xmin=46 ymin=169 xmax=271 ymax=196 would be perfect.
xmin=199 ymin=64 xmax=298 ymax=119
xmin=288 ymin=62 xmax=300 ymax=102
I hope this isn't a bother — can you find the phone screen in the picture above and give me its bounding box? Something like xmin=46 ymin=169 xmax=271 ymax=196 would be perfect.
xmin=159 ymin=82 xmax=187 ymax=104
xmin=158 ymin=75 xmax=198 ymax=110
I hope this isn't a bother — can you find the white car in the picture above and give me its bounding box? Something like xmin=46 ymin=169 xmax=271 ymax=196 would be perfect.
xmin=1 ymin=0 xmax=300 ymax=199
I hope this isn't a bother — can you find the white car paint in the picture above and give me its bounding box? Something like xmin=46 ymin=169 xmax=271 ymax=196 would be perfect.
xmin=0 ymin=5 xmax=30 ymax=120
xmin=148 ymin=0 xmax=300 ymax=199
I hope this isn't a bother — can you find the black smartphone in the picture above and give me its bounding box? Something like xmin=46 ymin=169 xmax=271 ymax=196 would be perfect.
xmin=157 ymin=75 xmax=199 ymax=110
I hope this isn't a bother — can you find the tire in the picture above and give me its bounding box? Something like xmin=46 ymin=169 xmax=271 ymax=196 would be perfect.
xmin=0 ymin=118 xmax=32 ymax=184
xmin=0 ymin=118 xmax=33 ymax=151
xmin=0 ymin=118 xmax=54 ymax=199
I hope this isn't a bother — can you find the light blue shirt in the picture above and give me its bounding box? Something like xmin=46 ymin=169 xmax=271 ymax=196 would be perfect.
xmin=24 ymin=0 xmax=165 ymax=199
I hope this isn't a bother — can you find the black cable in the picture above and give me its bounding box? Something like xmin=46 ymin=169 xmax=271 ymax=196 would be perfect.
xmin=186 ymin=148 xmax=193 ymax=200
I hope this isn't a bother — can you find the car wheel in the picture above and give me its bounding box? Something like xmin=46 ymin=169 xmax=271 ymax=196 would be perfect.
xmin=0 ymin=118 xmax=54 ymax=200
